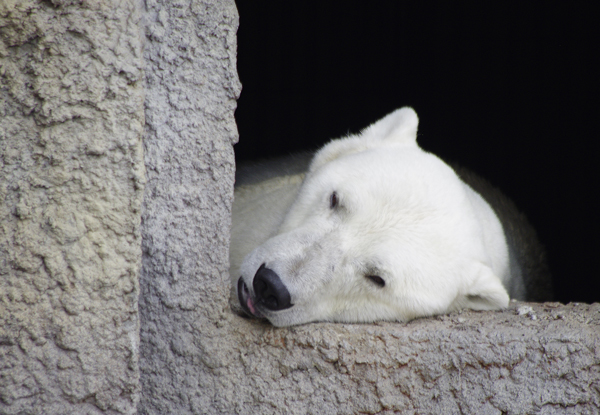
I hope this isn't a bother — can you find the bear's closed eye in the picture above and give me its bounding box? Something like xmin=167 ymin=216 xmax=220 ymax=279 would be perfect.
xmin=366 ymin=275 xmax=385 ymax=287
xmin=329 ymin=191 xmax=339 ymax=209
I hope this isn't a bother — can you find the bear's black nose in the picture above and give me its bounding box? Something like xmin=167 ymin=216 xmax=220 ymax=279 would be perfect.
xmin=253 ymin=265 xmax=293 ymax=311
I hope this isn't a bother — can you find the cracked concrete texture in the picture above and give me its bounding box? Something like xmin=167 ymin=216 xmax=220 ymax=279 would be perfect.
xmin=144 ymin=294 xmax=600 ymax=414
xmin=138 ymin=0 xmax=241 ymax=413
xmin=0 ymin=1 xmax=145 ymax=414
xmin=222 ymin=301 xmax=600 ymax=415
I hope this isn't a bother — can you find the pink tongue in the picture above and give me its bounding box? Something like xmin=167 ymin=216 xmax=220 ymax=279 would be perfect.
xmin=247 ymin=297 xmax=257 ymax=315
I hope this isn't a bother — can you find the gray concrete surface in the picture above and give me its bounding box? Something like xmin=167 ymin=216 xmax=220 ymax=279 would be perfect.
xmin=0 ymin=1 xmax=145 ymax=414
xmin=2 ymin=1 xmax=598 ymax=415
xmin=221 ymin=301 xmax=600 ymax=415
xmin=137 ymin=0 xmax=241 ymax=413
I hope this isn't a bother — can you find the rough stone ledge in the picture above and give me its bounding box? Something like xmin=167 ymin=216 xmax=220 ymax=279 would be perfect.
xmin=217 ymin=301 xmax=600 ymax=415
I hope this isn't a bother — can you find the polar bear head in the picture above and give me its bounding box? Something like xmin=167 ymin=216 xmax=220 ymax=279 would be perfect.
xmin=237 ymin=108 xmax=510 ymax=326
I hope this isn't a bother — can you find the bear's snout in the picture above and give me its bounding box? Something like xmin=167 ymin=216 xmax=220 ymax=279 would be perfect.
xmin=253 ymin=264 xmax=293 ymax=311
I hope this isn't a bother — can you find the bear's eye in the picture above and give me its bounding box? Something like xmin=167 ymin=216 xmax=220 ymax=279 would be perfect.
xmin=329 ymin=191 xmax=339 ymax=210
xmin=366 ymin=275 xmax=385 ymax=287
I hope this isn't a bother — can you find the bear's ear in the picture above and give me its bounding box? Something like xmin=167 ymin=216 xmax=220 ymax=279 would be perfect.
xmin=309 ymin=107 xmax=419 ymax=173
xmin=458 ymin=263 xmax=510 ymax=311
xmin=362 ymin=106 xmax=419 ymax=145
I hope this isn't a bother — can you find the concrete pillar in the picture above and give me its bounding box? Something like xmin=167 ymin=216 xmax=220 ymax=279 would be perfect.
xmin=1 ymin=1 xmax=145 ymax=414
xmin=137 ymin=0 xmax=241 ymax=413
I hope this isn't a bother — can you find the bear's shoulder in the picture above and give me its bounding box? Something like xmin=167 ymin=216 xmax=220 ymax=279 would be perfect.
xmin=450 ymin=163 xmax=553 ymax=302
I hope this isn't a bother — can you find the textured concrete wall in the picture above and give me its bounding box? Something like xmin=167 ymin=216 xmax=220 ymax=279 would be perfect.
xmin=223 ymin=302 xmax=600 ymax=415
xmin=138 ymin=0 xmax=241 ymax=413
xmin=0 ymin=1 xmax=145 ymax=414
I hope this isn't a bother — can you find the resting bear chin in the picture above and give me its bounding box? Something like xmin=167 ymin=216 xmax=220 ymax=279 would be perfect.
xmin=229 ymin=107 xmax=552 ymax=327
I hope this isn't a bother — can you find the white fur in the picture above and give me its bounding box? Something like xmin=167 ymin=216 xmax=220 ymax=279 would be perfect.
xmin=230 ymin=107 xmax=510 ymax=326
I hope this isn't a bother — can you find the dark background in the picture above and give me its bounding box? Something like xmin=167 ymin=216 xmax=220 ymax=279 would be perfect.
xmin=233 ymin=1 xmax=599 ymax=304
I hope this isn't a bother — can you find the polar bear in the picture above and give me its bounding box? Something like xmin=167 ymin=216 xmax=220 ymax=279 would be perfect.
xmin=230 ymin=108 xmax=552 ymax=326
